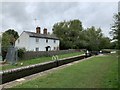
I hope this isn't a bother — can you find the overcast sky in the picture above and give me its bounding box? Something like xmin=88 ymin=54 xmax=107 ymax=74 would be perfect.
xmin=0 ymin=1 xmax=119 ymax=38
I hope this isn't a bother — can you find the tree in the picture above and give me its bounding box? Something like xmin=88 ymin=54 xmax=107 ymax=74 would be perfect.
xmin=110 ymin=12 xmax=120 ymax=49
xmin=1 ymin=29 xmax=19 ymax=60
xmin=110 ymin=40 xmax=118 ymax=49
xmin=80 ymin=26 xmax=110 ymax=51
xmin=99 ymin=37 xmax=111 ymax=49
xmin=2 ymin=29 xmax=19 ymax=48
xmin=53 ymin=19 xmax=83 ymax=49
xmin=83 ymin=26 xmax=101 ymax=51
xmin=5 ymin=29 xmax=19 ymax=43
xmin=2 ymin=33 xmax=12 ymax=50
xmin=111 ymin=12 xmax=120 ymax=40
xmin=53 ymin=19 xmax=111 ymax=50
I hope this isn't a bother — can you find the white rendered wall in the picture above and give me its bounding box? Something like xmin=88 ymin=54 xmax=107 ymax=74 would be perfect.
xmin=15 ymin=32 xmax=60 ymax=51
xmin=28 ymin=37 xmax=59 ymax=51
xmin=15 ymin=32 xmax=29 ymax=50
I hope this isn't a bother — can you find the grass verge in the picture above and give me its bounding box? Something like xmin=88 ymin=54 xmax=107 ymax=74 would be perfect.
xmin=2 ymin=51 xmax=84 ymax=70
xmin=11 ymin=53 xmax=118 ymax=88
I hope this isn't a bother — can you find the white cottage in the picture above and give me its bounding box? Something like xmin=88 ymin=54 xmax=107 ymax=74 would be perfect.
xmin=15 ymin=27 xmax=60 ymax=51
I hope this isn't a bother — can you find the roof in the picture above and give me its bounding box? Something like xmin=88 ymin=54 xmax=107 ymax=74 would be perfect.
xmin=24 ymin=31 xmax=59 ymax=40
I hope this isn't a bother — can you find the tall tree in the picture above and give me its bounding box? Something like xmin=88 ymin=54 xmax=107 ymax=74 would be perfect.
xmin=53 ymin=20 xmax=111 ymax=50
xmin=2 ymin=29 xmax=19 ymax=47
xmin=1 ymin=29 xmax=19 ymax=60
xmin=111 ymin=12 xmax=120 ymax=40
xmin=83 ymin=26 xmax=102 ymax=51
xmin=53 ymin=19 xmax=83 ymax=49
xmin=78 ymin=26 xmax=110 ymax=51
xmin=110 ymin=12 xmax=120 ymax=49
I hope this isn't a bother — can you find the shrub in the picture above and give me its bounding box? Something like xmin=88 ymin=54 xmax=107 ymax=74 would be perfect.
xmin=17 ymin=48 xmax=25 ymax=59
xmin=1 ymin=49 xmax=7 ymax=61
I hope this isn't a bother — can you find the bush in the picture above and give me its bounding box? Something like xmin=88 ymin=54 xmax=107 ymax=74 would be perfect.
xmin=1 ymin=49 xmax=7 ymax=61
xmin=17 ymin=48 xmax=25 ymax=59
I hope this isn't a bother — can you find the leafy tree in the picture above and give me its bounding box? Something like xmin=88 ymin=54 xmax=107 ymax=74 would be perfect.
xmin=1 ymin=29 xmax=19 ymax=60
xmin=2 ymin=33 xmax=12 ymax=50
xmin=2 ymin=29 xmax=19 ymax=48
xmin=53 ymin=19 xmax=83 ymax=49
xmin=99 ymin=37 xmax=111 ymax=49
xmin=110 ymin=40 xmax=118 ymax=49
xmin=53 ymin=19 xmax=111 ymax=51
xmin=0 ymin=34 xmax=1 ymax=43
xmin=110 ymin=12 xmax=120 ymax=49
xmin=83 ymin=26 xmax=111 ymax=51
xmin=83 ymin=26 xmax=101 ymax=51
xmin=111 ymin=12 xmax=120 ymax=40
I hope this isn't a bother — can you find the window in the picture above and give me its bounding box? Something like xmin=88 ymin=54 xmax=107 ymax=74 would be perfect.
xmin=36 ymin=38 xmax=39 ymax=42
xmin=35 ymin=47 xmax=39 ymax=51
xmin=54 ymin=40 xmax=56 ymax=43
xmin=46 ymin=39 xmax=48 ymax=43
xmin=18 ymin=39 xmax=20 ymax=43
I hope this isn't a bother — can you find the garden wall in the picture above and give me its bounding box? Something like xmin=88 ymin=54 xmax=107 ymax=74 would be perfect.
xmin=21 ymin=49 xmax=81 ymax=60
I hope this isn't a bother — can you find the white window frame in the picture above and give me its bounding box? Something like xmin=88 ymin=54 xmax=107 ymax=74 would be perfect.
xmin=36 ymin=38 xmax=39 ymax=43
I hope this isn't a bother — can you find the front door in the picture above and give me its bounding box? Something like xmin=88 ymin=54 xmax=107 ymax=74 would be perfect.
xmin=46 ymin=47 xmax=48 ymax=51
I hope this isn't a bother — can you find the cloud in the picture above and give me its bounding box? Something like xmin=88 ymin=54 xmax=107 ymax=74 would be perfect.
xmin=1 ymin=2 xmax=118 ymax=38
xmin=118 ymin=1 xmax=120 ymax=12
xmin=2 ymin=2 xmax=33 ymax=33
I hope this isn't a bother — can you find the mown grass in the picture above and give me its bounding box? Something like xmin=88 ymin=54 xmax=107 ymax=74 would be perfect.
xmin=2 ymin=52 xmax=84 ymax=70
xmin=12 ymin=53 xmax=118 ymax=88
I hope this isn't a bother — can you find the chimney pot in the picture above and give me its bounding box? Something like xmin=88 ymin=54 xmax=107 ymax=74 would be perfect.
xmin=43 ymin=28 xmax=47 ymax=34
xmin=36 ymin=27 xmax=41 ymax=34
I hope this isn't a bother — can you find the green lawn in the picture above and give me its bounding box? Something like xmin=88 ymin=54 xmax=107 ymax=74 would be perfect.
xmin=2 ymin=52 xmax=84 ymax=70
xmin=12 ymin=53 xmax=118 ymax=88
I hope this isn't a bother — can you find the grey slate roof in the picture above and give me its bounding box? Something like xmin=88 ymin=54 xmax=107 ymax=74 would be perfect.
xmin=24 ymin=31 xmax=59 ymax=40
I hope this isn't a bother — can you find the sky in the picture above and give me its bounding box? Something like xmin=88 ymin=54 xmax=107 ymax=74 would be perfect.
xmin=0 ymin=0 xmax=119 ymax=38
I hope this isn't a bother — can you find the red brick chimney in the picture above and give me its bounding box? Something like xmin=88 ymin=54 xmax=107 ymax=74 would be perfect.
xmin=36 ymin=27 xmax=41 ymax=34
xmin=43 ymin=28 xmax=47 ymax=34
